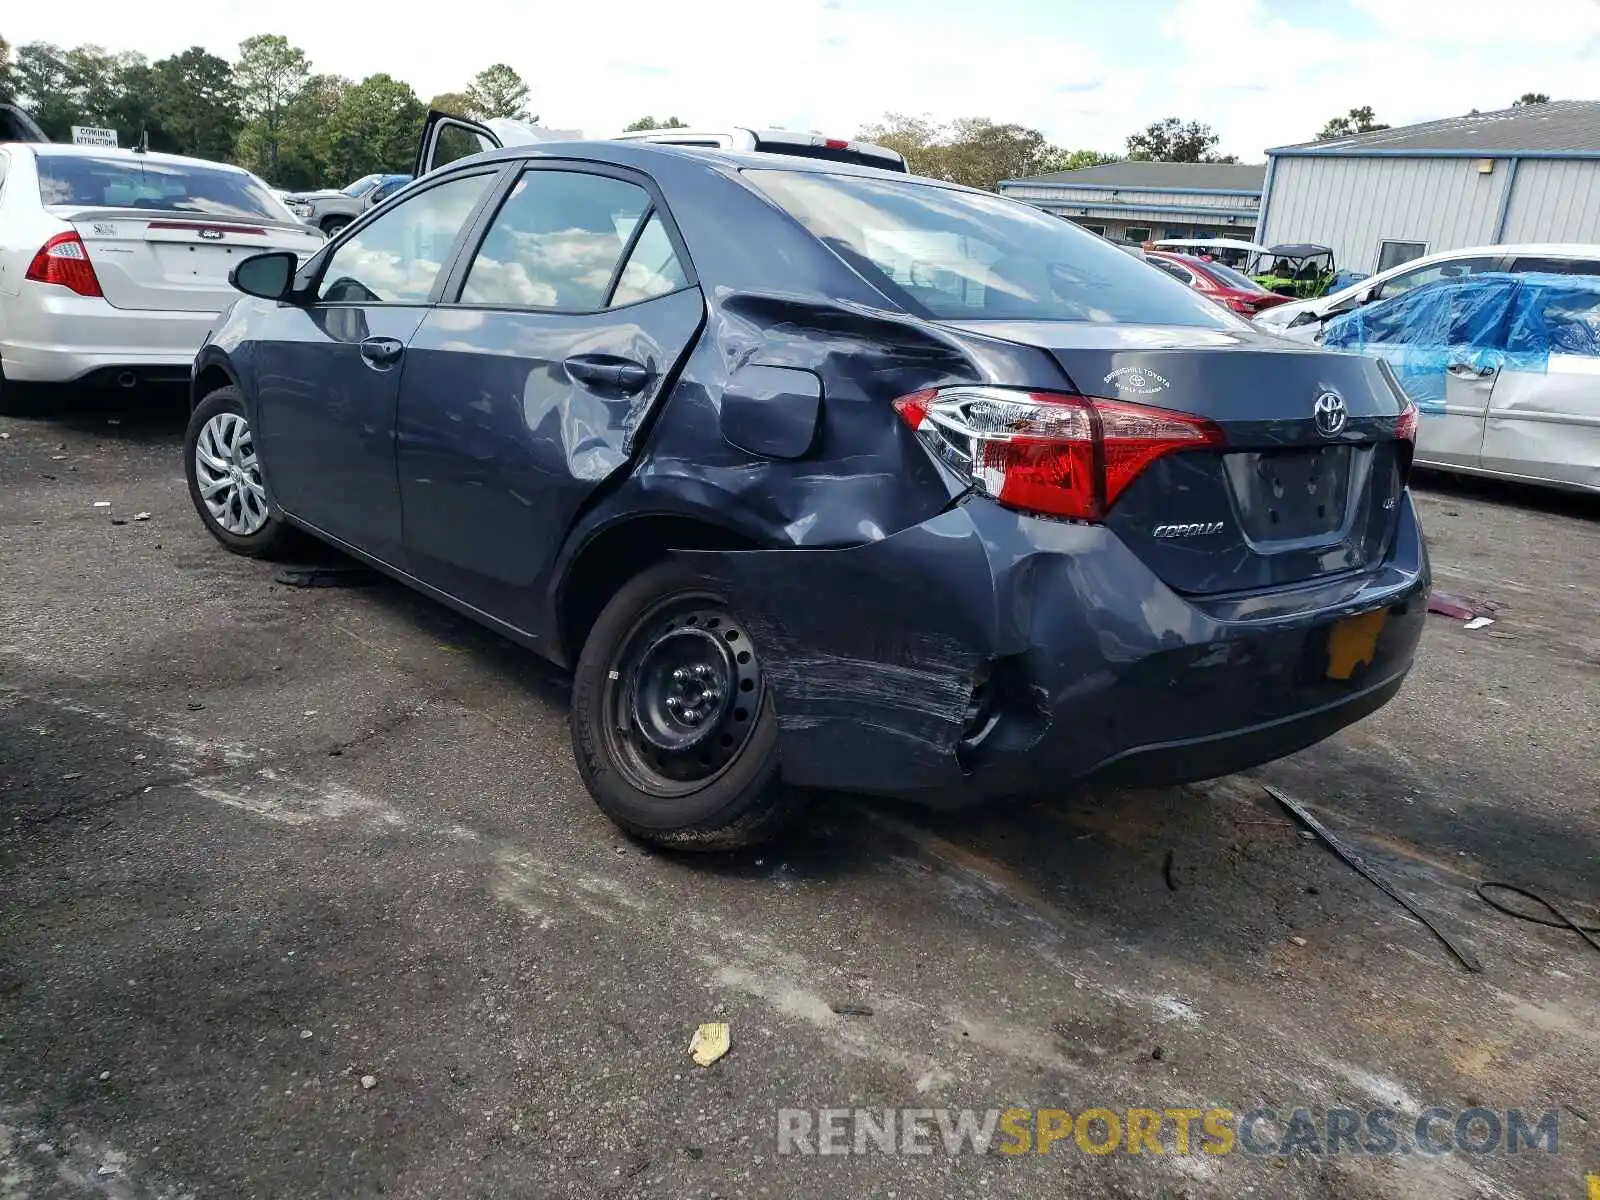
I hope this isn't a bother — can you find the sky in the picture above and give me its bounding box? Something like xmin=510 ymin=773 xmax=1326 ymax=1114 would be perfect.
xmin=6 ymin=0 xmax=1600 ymax=160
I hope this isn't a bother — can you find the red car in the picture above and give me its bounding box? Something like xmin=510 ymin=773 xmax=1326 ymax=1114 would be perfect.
xmin=1144 ymin=250 xmax=1293 ymax=317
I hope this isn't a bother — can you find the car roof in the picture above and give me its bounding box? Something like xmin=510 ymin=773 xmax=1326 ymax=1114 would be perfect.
xmin=446 ymin=138 xmax=964 ymax=189
xmin=24 ymin=143 xmax=256 ymax=175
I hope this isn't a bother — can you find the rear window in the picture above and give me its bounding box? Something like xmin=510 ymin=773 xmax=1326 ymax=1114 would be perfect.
xmin=1204 ymin=261 xmax=1272 ymax=294
xmin=752 ymin=140 xmax=907 ymax=172
xmin=34 ymin=154 xmax=283 ymax=220
xmin=745 ymin=169 xmax=1232 ymax=327
xmin=1509 ymin=255 xmax=1600 ymax=277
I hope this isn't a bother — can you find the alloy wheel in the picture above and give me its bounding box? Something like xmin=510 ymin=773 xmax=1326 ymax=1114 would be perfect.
xmin=194 ymin=411 xmax=270 ymax=536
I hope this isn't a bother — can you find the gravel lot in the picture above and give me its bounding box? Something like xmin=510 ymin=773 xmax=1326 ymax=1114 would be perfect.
xmin=2 ymin=391 xmax=1596 ymax=1199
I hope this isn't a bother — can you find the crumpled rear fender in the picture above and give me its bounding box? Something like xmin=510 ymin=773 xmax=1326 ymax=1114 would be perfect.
xmin=677 ymin=506 xmax=1002 ymax=793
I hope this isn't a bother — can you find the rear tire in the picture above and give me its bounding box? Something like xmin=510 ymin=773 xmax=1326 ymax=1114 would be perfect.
xmin=184 ymin=385 xmax=301 ymax=559
xmin=570 ymin=560 xmax=799 ymax=850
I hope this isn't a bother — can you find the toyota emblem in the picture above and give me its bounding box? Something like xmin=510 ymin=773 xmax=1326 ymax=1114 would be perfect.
xmin=1313 ymin=391 xmax=1348 ymax=437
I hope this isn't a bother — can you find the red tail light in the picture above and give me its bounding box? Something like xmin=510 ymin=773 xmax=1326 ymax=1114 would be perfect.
xmin=25 ymin=232 xmax=103 ymax=297
xmin=893 ymin=386 xmax=1223 ymax=521
xmin=823 ymin=138 xmax=850 ymax=149
xmin=1394 ymin=403 xmax=1418 ymax=443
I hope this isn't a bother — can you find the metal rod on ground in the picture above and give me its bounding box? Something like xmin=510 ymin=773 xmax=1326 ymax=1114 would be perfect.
xmin=1261 ymin=783 xmax=1482 ymax=973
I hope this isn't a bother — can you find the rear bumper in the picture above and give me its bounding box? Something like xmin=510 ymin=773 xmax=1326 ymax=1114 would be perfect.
xmin=1 ymin=287 xmax=217 ymax=383
xmin=682 ymin=491 xmax=1429 ymax=805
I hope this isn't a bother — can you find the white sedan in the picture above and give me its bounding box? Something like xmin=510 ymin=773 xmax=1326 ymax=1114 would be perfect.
xmin=0 ymin=144 xmax=325 ymax=415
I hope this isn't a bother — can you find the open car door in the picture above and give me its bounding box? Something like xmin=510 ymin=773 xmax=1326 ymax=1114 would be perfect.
xmin=414 ymin=109 xmax=502 ymax=178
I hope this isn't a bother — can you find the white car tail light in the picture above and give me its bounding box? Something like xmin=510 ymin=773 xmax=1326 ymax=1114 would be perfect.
xmin=893 ymin=386 xmax=1223 ymax=521
xmin=25 ymin=232 xmax=103 ymax=298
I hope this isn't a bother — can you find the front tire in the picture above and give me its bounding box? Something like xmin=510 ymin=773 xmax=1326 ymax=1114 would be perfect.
xmin=184 ymin=385 xmax=300 ymax=559
xmin=570 ymin=561 xmax=799 ymax=850
xmin=321 ymin=217 xmax=350 ymax=237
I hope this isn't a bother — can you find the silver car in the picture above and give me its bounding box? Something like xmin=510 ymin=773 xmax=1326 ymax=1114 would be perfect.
xmin=1322 ymin=271 xmax=1600 ymax=493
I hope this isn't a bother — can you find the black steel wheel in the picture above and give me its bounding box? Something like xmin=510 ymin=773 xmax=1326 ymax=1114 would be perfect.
xmin=571 ymin=561 xmax=797 ymax=849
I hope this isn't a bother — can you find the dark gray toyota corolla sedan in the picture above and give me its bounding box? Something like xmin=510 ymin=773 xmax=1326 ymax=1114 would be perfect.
xmin=186 ymin=139 xmax=1429 ymax=849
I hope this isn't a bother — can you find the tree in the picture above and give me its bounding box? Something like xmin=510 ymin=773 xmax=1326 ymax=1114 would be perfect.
xmin=0 ymin=35 xmax=15 ymax=104
xmin=234 ymin=34 xmax=311 ymax=178
xmin=1126 ymin=117 xmax=1234 ymax=162
xmin=936 ymin=118 xmax=1055 ymax=190
xmin=325 ymin=73 xmax=426 ymax=181
xmin=1316 ymin=106 xmax=1388 ymax=140
xmin=1035 ymin=148 xmax=1120 ymax=174
xmin=857 ymin=112 xmax=944 ymax=175
xmin=464 ymin=63 xmax=531 ymax=121
xmin=623 ymin=116 xmax=689 ymax=131
xmin=13 ymin=43 xmax=81 ymax=140
xmin=858 ymin=112 xmax=1109 ymax=190
xmin=428 ymin=91 xmax=476 ymax=118
xmin=1513 ymin=92 xmax=1550 ymax=106
xmin=268 ymin=73 xmax=349 ymax=189
xmin=152 ymin=47 xmax=241 ymax=160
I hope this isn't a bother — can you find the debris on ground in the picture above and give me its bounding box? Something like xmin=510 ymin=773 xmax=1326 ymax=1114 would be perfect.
xmin=1290 ymin=936 xmax=1308 ymax=947
xmin=361 ymin=1075 xmax=377 ymax=1090
xmin=133 ymin=512 xmax=151 ymax=522
xmin=1427 ymin=591 xmax=1498 ymax=622
xmin=1264 ymin=783 xmax=1482 ymax=973
xmin=274 ymin=565 xmax=380 ymax=589
xmin=1476 ymin=882 xmax=1600 ymax=955
xmin=1162 ymin=849 xmax=1178 ymax=891
xmin=93 ymin=501 xmax=110 ymax=508
xmin=689 ymin=1022 xmax=730 ymax=1066
xmin=829 ymin=1002 xmax=874 ymax=1017
xmin=1462 ymin=615 xmax=1495 ymax=630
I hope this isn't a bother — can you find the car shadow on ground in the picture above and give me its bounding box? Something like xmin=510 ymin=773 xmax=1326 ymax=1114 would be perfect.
xmin=13 ymin=384 xmax=190 ymax=444
xmin=345 ymin=562 xmax=1596 ymax=990
xmin=1414 ymin=466 xmax=1600 ymax=520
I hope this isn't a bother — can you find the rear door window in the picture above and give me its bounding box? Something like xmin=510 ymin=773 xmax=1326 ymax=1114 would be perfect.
xmin=458 ymin=169 xmax=660 ymax=311
xmin=1150 ymin=259 xmax=1194 ymax=285
xmin=1371 ymin=256 xmax=1497 ymax=302
xmin=1508 ymin=255 xmax=1600 ymax=277
xmin=34 ymin=153 xmax=282 ymax=220
xmin=1508 ymin=284 xmax=1600 ymax=357
xmin=317 ymin=172 xmax=493 ymax=303
xmin=610 ymin=212 xmax=690 ymax=307
xmin=745 ymin=169 xmax=1231 ymax=327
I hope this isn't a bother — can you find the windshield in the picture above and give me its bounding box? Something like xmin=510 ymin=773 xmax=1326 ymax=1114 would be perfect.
xmin=746 ymin=169 xmax=1233 ymax=327
xmin=35 ymin=154 xmax=285 ymax=220
xmin=1204 ymin=261 xmax=1272 ymax=294
xmin=342 ymin=175 xmax=382 ymax=197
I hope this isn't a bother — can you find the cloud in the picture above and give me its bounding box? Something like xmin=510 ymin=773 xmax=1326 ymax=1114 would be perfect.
xmin=5 ymin=0 xmax=1598 ymax=166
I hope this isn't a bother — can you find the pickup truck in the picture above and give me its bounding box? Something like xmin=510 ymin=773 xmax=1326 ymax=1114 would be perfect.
xmin=282 ymin=173 xmax=411 ymax=235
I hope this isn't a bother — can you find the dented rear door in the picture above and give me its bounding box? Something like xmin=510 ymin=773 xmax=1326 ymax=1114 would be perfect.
xmin=395 ymin=164 xmax=704 ymax=637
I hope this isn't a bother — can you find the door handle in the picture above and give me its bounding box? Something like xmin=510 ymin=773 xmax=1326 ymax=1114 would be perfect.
xmin=359 ymin=337 xmax=405 ymax=369
xmin=1447 ymin=363 xmax=1495 ymax=379
xmin=564 ymin=354 xmax=651 ymax=395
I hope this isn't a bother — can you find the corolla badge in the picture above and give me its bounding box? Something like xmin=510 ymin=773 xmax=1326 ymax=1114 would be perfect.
xmin=1154 ymin=522 xmax=1225 ymax=538
xmin=1313 ymin=391 xmax=1348 ymax=437
xmin=1103 ymin=366 xmax=1170 ymax=395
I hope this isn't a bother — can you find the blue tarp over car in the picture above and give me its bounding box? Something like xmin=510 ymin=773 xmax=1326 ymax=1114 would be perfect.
xmin=1322 ymin=271 xmax=1600 ymax=410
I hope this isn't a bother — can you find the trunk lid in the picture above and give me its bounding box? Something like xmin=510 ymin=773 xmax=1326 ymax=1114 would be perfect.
xmin=947 ymin=321 xmax=1412 ymax=596
xmin=55 ymin=208 xmax=323 ymax=312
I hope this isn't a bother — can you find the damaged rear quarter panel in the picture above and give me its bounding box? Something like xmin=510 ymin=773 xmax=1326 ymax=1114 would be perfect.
xmin=677 ymin=508 xmax=1002 ymax=792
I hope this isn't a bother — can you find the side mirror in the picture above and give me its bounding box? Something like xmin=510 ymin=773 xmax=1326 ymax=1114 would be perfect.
xmin=229 ymin=251 xmax=298 ymax=302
